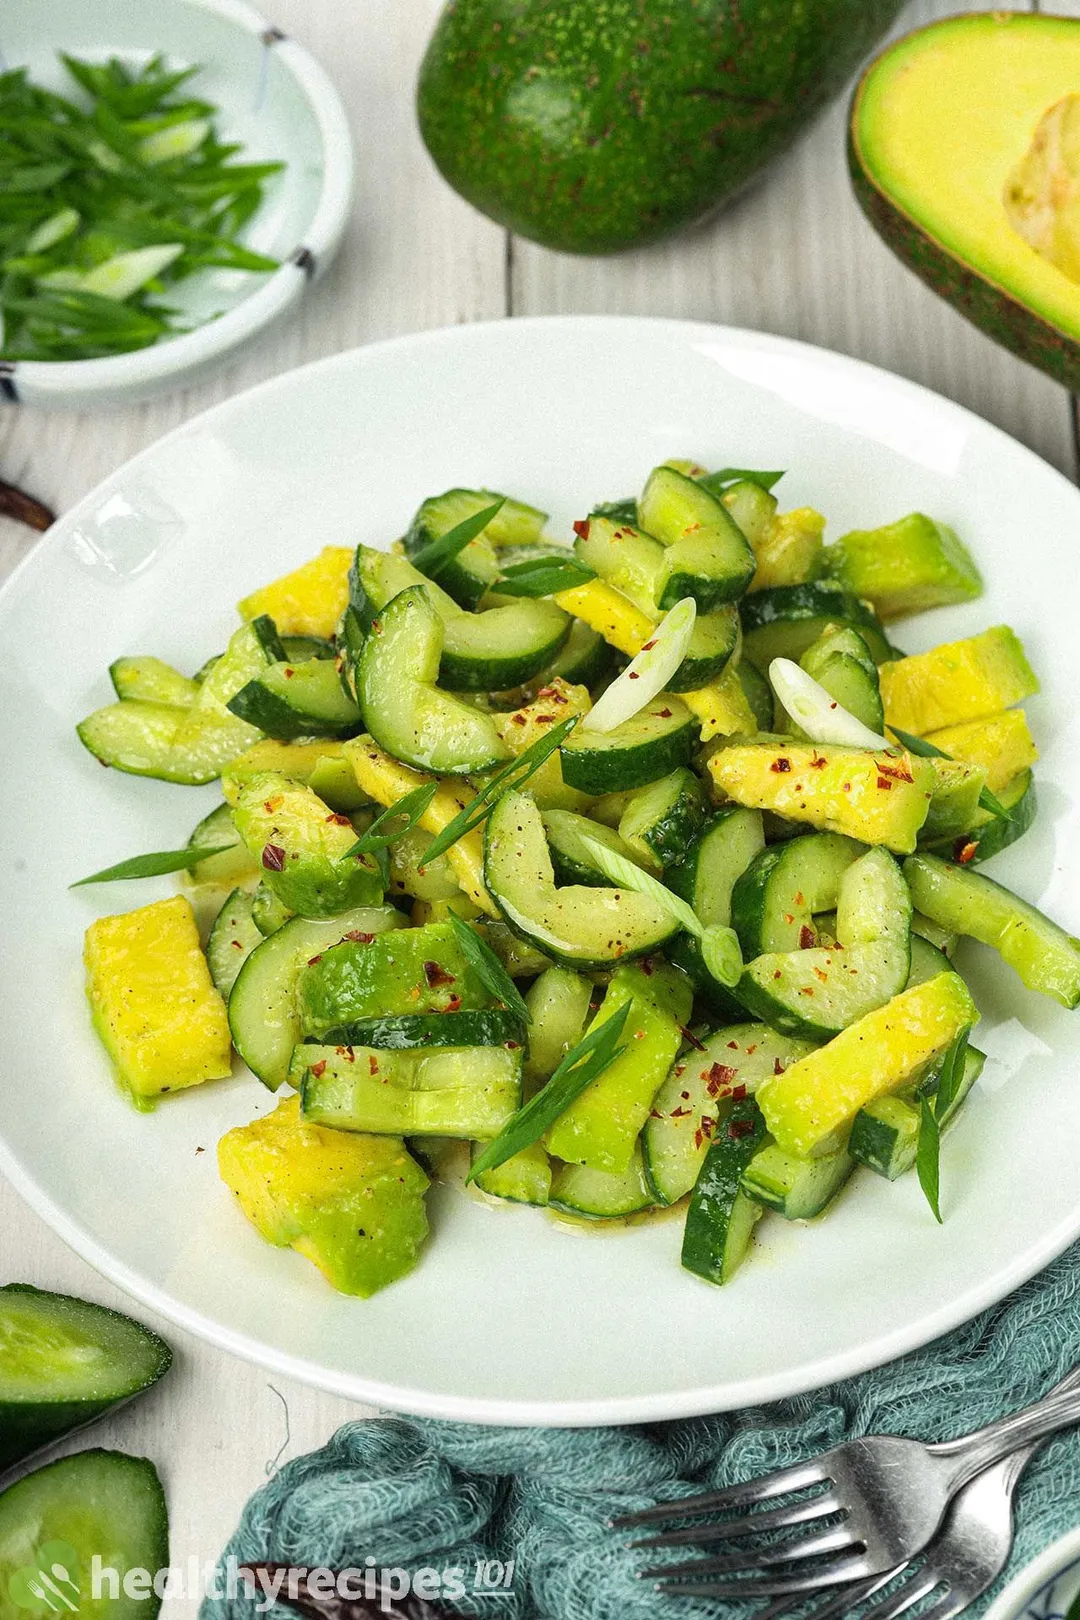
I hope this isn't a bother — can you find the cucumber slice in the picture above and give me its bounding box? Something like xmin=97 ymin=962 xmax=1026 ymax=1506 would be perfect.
xmin=926 ymin=769 xmax=1037 ymax=866
xmin=548 ymin=1145 xmax=653 ymax=1219
xmin=356 ymin=586 xmax=509 ymax=774
xmin=206 ymin=888 xmax=262 ymax=998
xmin=227 ymin=659 xmax=362 ymax=739
xmin=798 ymin=625 xmax=884 ymax=735
xmin=539 ymin=619 xmax=611 ymax=688
xmin=523 ymin=966 xmax=592 ymax=1085
xmin=298 ymin=1043 xmax=521 ymax=1138
xmin=109 ymin=655 xmax=198 ymax=707
xmin=281 ymin=634 xmax=336 ymax=661
xmin=309 ymin=1009 xmax=526 ymax=1050
xmin=741 ymin=1141 xmax=854 ymax=1219
xmin=232 ymin=771 xmax=382 ymax=918
xmin=0 ymin=1451 xmax=168 ymax=1620
xmin=472 ymin=1140 xmax=551 ymax=1206
xmin=351 ymin=544 xmax=461 ymax=629
xmin=298 ymin=919 xmax=495 ymax=1037
xmin=542 ymin=809 xmax=639 ymax=885
xmin=574 ymin=514 xmax=664 ymax=614
xmin=681 ymin=1098 xmax=768 ymax=1285
xmin=229 ymin=906 xmax=405 ymax=1089
xmin=666 ymin=605 xmax=741 ymax=691
xmin=738 ymin=847 xmax=912 ymax=1038
xmin=849 ymin=1045 xmax=985 ymax=1179
xmin=737 ymin=658 xmax=774 ymax=731
xmin=0 ymin=1286 xmax=171 ymax=1472
xmin=251 ymin=880 xmax=293 ymax=936
xmin=484 ymin=790 xmax=678 ymax=967
xmin=404 ymin=488 xmax=547 ymax=609
xmin=76 ymin=700 xmax=242 ymax=786
xmin=669 ymin=808 xmax=766 ymax=926
xmin=618 ymin=767 xmax=707 ymax=868
xmin=731 ymin=831 xmax=864 ymax=957
xmin=559 ymin=695 xmax=695 ymax=794
xmin=741 ymin=582 xmax=893 ymax=669
xmin=904 ymin=852 xmax=1080 ymax=1008
xmin=921 ymin=758 xmax=988 ymax=843
xmin=906 ymin=931 xmax=952 ymax=989
xmin=639 ymin=465 xmax=756 ymax=611
xmin=644 ymin=1025 xmax=815 ymax=1205
xmin=184 ymin=802 xmax=258 ymax=888
xmin=721 ymin=479 xmax=778 ymax=549
xmin=440 ymin=599 xmax=571 ymax=691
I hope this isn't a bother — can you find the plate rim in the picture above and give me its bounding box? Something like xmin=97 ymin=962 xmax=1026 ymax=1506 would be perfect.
xmin=4 ymin=313 xmax=1080 ymax=1425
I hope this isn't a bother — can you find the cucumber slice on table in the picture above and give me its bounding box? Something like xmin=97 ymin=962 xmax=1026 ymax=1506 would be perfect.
xmin=681 ymin=1098 xmax=769 ymax=1285
xmin=638 ymin=464 xmax=756 ymax=611
xmin=484 ymin=790 xmax=678 ymax=967
xmin=297 ymin=1043 xmax=521 ymax=1138
xmin=0 ymin=1451 xmax=168 ymax=1620
xmin=904 ymin=852 xmax=1080 ymax=1008
xmin=741 ymin=1140 xmax=854 ymax=1220
xmin=356 ymin=586 xmax=509 ymax=773
xmin=206 ymin=888 xmax=262 ymax=998
xmin=227 ymin=659 xmax=362 ymax=739
xmin=0 ymin=1286 xmax=171 ymax=1472
xmin=404 ymin=487 xmax=547 ymax=609
xmin=740 ymin=581 xmax=893 ymax=668
xmin=548 ymin=1145 xmax=654 ymax=1220
xmin=731 ymin=831 xmax=864 ymax=957
xmin=849 ymin=1045 xmax=985 ymax=1180
xmin=559 ymin=695 xmax=695 ymax=794
xmin=110 ymin=655 xmax=198 ymax=707
xmin=618 ymin=767 xmax=707 ymax=869
xmin=229 ymin=906 xmax=405 ymax=1089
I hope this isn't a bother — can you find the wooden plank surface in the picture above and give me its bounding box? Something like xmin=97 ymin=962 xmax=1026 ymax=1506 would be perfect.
xmin=0 ymin=1 xmax=1077 ymax=1611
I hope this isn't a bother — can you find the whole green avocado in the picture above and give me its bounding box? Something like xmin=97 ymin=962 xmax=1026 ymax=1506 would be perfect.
xmin=417 ymin=0 xmax=907 ymax=255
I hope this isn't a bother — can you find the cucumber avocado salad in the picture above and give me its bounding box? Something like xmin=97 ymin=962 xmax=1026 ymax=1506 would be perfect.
xmin=74 ymin=460 xmax=1073 ymax=1297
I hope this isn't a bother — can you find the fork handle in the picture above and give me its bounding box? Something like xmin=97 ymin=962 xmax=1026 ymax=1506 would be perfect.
xmin=932 ymin=1364 xmax=1080 ymax=1485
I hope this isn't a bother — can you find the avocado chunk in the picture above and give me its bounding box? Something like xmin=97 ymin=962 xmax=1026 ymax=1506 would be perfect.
xmin=826 ymin=514 xmax=982 ymax=621
xmin=417 ymin=0 xmax=907 ymax=255
xmin=879 ymin=627 xmax=1039 ymax=736
xmin=850 ymin=13 xmax=1080 ymax=391
xmin=232 ymin=770 xmax=383 ymax=918
xmin=218 ymin=1095 xmax=429 ymax=1297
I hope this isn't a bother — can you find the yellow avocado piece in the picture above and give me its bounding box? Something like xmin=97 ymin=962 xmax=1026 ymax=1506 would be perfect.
xmin=708 ymin=743 xmax=934 ymax=854
xmin=924 ymin=709 xmax=1038 ymax=793
xmin=758 ymin=972 xmax=978 ymax=1157
xmin=84 ymin=894 xmax=231 ymax=1106
xmin=749 ymin=507 xmax=825 ymax=593
xmin=237 ymin=546 xmax=353 ymax=639
xmin=345 ymin=735 xmax=495 ymax=915
xmin=494 ymin=676 xmax=592 ymax=810
xmin=850 ymin=13 xmax=1080 ymax=385
xmin=880 ymin=627 xmax=1038 ymax=736
xmin=218 ymin=1095 xmax=429 ymax=1297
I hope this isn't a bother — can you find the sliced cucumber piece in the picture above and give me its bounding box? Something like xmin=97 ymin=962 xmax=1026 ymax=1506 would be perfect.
xmin=797 ymin=624 xmax=884 ymax=735
xmin=298 ymin=1043 xmax=521 ymax=1138
xmin=404 ymin=488 xmax=547 ymax=609
xmin=666 ymin=604 xmax=741 ymax=691
xmin=849 ymin=1045 xmax=985 ymax=1179
xmin=618 ymin=767 xmax=707 ymax=869
xmin=741 ymin=1141 xmax=854 ymax=1220
xmin=904 ymin=852 xmax=1080 ymax=1008
xmin=228 ymin=906 xmax=405 ymax=1089
xmin=251 ymin=880 xmax=293 ymax=936
xmin=207 ymin=888 xmax=262 ymax=998
xmin=351 ymin=544 xmax=461 ymax=629
xmin=0 ymin=1285 xmax=171 ymax=1472
xmin=298 ymin=919 xmax=495 ymax=1038
xmin=0 ymin=1451 xmax=168 ymax=1620
xmin=440 ymin=599 xmax=571 ymax=691
xmin=737 ymin=657 xmax=774 ymax=731
xmin=542 ymin=809 xmax=639 ymax=885
xmin=731 ymin=831 xmax=864 ymax=957
xmin=681 ymin=1098 xmax=768 ymax=1285
xmin=76 ymin=700 xmax=240 ymax=786
xmin=639 ymin=464 xmax=756 ymax=611
xmin=644 ymin=1025 xmax=815 ymax=1205
xmin=310 ymin=1009 xmax=526 ymax=1050
xmin=184 ymin=801 xmax=258 ymax=888
xmin=921 ymin=758 xmax=988 ymax=843
xmin=472 ymin=1140 xmax=551 ymax=1206
xmin=574 ymin=514 xmax=664 ymax=614
xmin=741 ymin=582 xmax=893 ymax=669
xmin=281 ymin=634 xmax=336 ymax=661
xmin=227 ymin=659 xmax=362 ymax=739
xmin=232 ymin=771 xmax=382 ymax=917
xmin=926 ymin=769 xmax=1037 ymax=866
xmin=906 ymin=931 xmax=952 ymax=989
xmin=523 ymin=966 xmax=592 ymax=1085
xmin=484 ymin=790 xmax=678 ymax=967
xmin=548 ymin=1145 xmax=653 ymax=1219
xmin=738 ymin=847 xmax=912 ymax=1038
xmin=110 ymin=654 xmax=198 ymax=707
xmin=559 ymin=695 xmax=694 ymax=794
xmin=540 ymin=618 xmax=612 ymax=688
xmin=721 ymin=478 xmax=779 ymax=550
xmin=357 ymin=586 xmax=508 ymax=774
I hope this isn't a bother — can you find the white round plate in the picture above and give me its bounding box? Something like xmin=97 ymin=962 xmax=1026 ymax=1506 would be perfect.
xmin=985 ymin=1526 xmax=1080 ymax=1620
xmin=2 ymin=317 xmax=1080 ymax=1425
xmin=0 ymin=0 xmax=352 ymax=407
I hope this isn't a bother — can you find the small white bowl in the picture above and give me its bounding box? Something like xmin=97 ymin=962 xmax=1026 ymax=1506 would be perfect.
xmin=985 ymin=1525 xmax=1080 ymax=1620
xmin=0 ymin=0 xmax=353 ymax=407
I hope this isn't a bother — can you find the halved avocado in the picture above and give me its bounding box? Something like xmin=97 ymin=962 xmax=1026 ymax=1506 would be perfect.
xmin=849 ymin=13 xmax=1080 ymax=391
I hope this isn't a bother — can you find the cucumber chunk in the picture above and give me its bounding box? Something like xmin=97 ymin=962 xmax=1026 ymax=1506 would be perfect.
xmin=539 ymin=618 xmax=611 ymax=689
xmin=404 ymin=487 xmax=547 ymax=609
xmin=618 ymin=767 xmax=707 ymax=869
xmin=298 ymin=1043 xmax=521 ymax=1138
xmin=0 ymin=1286 xmax=171 ymax=1472
xmin=797 ymin=624 xmax=884 ymax=735
xmin=228 ymin=659 xmax=362 ymax=739
xmin=731 ymin=831 xmax=864 ymax=957
xmin=906 ymin=931 xmax=952 ymax=989
xmin=559 ymin=695 xmax=695 ymax=794
xmin=737 ymin=658 xmax=775 ymax=731
xmin=298 ymin=919 xmax=496 ymax=1038
xmin=574 ymin=514 xmax=664 ymax=614
xmin=472 ymin=1140 xmax=551 ymax=1206
xmin=721 ymin=479 xmax=779 ymax=551
xmin=110 ymin=654 xmax=198 ymax=707
xmin=904 ymin=852 xmax=1080 ymax=1008
xmin=309 ymin=1009 xmax=526 ymax=1050
xmin=548 ymin=1146 xmax=654 ymax=1219
xmin=206 ymin=888 xmax=262 ymax=998
xmin=251 ymin=880 xmax=293 ymax=936
xmin=542 ymin=809 xmax=639 ymax=885
xmin=484 ymin=790 xmax=678 ymax=967
xmin=356 ymin=586 xmax=509 ymax=774
xmin=232 ymin=771 xmax=382 ymax=917
xmin=229 ymin=906 xmax=405 ymax=1089
xmin=523 ymin=966 xmax=592 ymax=1085
xmin=638 ymin=465 xmax=756 ymax=612
xmin=0 ymin=1451 xmax=168 ymax=1620
xmin=849 ymin=1045 xmax=985 ymax=1180
xmin=670 ymin=809 xmax=766 ymax=927
xmin=681 ymin=1098 xmax=768 ymax=1285
xmin=741 ymin=1141 xmax=854 ymax=1219
xmin=184 ymin=802 xmax=259 ymax=889
xmin=740 ymin=582 xmax=893 ymax=669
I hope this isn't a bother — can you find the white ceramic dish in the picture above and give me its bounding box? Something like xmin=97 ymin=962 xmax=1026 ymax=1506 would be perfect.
xmin=985 ymin=1526 xmax=1080 ymax=1620
xmin=2 ymin=316 xmax=1079 ymax=1426
xmin=0 ymin=0 xmax=352 ymax=407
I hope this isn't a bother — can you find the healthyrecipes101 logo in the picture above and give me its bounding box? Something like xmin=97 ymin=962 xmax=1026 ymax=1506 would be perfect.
xmin=8 ymin=1543 xmax=83 ymax=1613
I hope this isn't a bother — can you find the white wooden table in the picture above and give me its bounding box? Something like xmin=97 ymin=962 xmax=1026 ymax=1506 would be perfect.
xmin=1 ymin=2 xmax=1077 ymax=1609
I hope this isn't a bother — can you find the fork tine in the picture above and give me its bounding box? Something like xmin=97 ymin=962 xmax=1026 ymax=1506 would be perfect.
xmin=794 ymin=1568 xmax=907 ymax=1620
xmin=650 ymin=1553 xmax=872 ymax=1601
xmin=631 ymin=1490 xmax=844 ymax=1549
xmin=612 ymin=1459 xmax=829 ymax=1528
xmin=641 ymin=1523 xmax=858 ymax=1582
xmin=906 ymin=1587 xmax=964 ymax=1620
xmin=859 ymin=1571 xmax=941 ymax=1620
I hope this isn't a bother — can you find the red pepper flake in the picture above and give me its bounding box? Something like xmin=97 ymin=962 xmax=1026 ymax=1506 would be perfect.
xmin=771 ymin=757 xmax=791 ymax=773
xmin=326 ymin=812 xmax=352 ymax=825
xmin=639 ymin=957 xmax=654 ymax=976
xmin=876 ymin=776 xmax=893 ymax=791
xmin=627 ymin=670 xmax=640 ymax=680
xmin=264 ymin=795 xmax=283 ymax=812
xmin=368 ymin=1055 xmax=380 ymax=1075
xmin=673 ymin=1064 xmax=686 ymax=1077
xmin=445 ymin=993 xmax=462 ymax=1012
xmin=657 ymin=707 xmax=672 ymax=718
xmin=310 ymin=1060 xmax=327 ymax=1079
xmin=731 ymin=1083 xmax=747 ymax=1101
xmin=800 ymin=986 xmax=815 ymax=996
xmin=773 ymin=970 xmax=783 ymax=980
xmin=572 ymin=519 xmax=591 ymax=540
xmin=679 ymin=1025 xmax=706 ymax=1052
xmin=634 ymin=1028 xmax=645 ymax=1039
xmin=727 ymin=1040 xmax=739 ymax=1050
xmin=706 ymin=1062 xmax=737 ymax=1096
xmin=878 ymin=760 xmax=914 ymax=784
xmin=505 ymin=1040 xmax=521 ymax=1050
xmin=809 ymin=754 xmax=828 ymax=769
xmin=671 ymin=1105 xmax=692 ymax=1119
xmin=774 ymin=1058 xmax=787 ymax=1076
xmin=956 ymin=840 xmax=978 ymax=865
xmin=424 ymin=961 xmax=456 ymax=988
xmin=335 ymin=1046 xmax=356 ymax=1062
xmin=746 ymin=1044 xmax=757 ymax=1054
xmin=813 ymin=966 xmax=829 ymax=983
xmin=343 ymin=931 xmax=374 ymax=944
xmin=534 ymin=713 xmax=555 ymax=724
xmin=307 ymin=953 xmax=323 ymax=966
xmin=283 ymin=666 xmax=295 ymax=679
xmin=261 ymin=843 xmax=286 ymax=871
xmin=512 ymin=713 xmax=527 ymax=725
xmin=641 ymin=639 xmax=657 ymax=652
xmin=799 ymin=924 xmax=816 ymax=949
xmin=680 ymin=1090 xmax=691 ymax=1101
xmin=728 ymin=1118 xmax=754 ymax=1141
xmin=231 ymin=939 xmax=244 ymax=950
xmin=649 ymin=1109 xmax=664 ymax=1120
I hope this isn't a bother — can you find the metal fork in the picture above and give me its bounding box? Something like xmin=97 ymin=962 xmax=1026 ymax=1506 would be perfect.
xmin=614 ymin=1366 xmax=1080 ymax=1598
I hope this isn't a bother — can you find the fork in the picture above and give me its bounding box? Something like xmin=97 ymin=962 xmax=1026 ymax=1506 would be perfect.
xmin=614 ymin=1366 xmax=1080 ymax=1599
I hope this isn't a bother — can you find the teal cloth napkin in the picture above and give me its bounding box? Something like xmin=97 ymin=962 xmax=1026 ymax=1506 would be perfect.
xmin=201 ymin=1241 xmax=1080 ymax=1620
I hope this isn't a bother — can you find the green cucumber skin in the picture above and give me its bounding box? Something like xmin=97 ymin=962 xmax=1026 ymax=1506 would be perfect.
xmin=849 ymin=1046 xmax=985 ymax=1179
xmin=681 ymin=1099 xmax=768 ymax=1285
xmin=206 ymin=889 xmax=262 ymax=999
xmin=559 ymin=713 xmax=696 ymax=795
xmin=665 ymin=606 xmax=741 ymax=691
xmin=226 ymin=665 xmax=362 ymax=740
xmin=925 ymin=771 xmax=1037 ymax=866
xmin=548 ymin=1148 xmax=654 ymax=1219
xmin=619 ymin=769 xmax=707 ymax=870
xmin=740 ymin=582 xmax=893 ymax=668
xmin=0 ymin=1287 xmax=172 ymax=1473
xmin=310 ymin=1009 xmax=527 ymax=1051
xmin=740 ymin=1142 xmax=854 ymax=1220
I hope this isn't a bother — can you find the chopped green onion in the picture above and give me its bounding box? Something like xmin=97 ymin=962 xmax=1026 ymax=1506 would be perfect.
xmin=916 ymin=1027 xmax=970 ymax=1223
xmin=701 ymin=925 xmax=743 ymax=989
xmin=345 ymin=783 xmax=438 ymax=858
xmin=447 ymin=911 xmax=530 ymax=1025
xmin=494 ymin=555 xmax=596 ymax=597
xmin=410 ymin=499 xmax=506 ymax=578
xmin=769 ymin=657 xmax=890 ymax=750
xmin=72 ymin=845 xmax=233 ymax=887
xmin=579 ymin=835 xmax=701 ymax=934
xmin=420 ymin=714 xmax=578 ymax=866
xmin=698 ymin=467 xmax=785 ymax=495
xmin=582 ymin=597 xmax=696 ymax=735
xmin=137 ymin=119 xmax=210 ymax=164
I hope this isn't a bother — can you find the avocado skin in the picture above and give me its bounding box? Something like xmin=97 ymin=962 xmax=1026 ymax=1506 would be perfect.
xmin=417 ymin=0 xmax=906 ymax=255
xmin=848 ymin=62 xmax=1080 ymax=393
